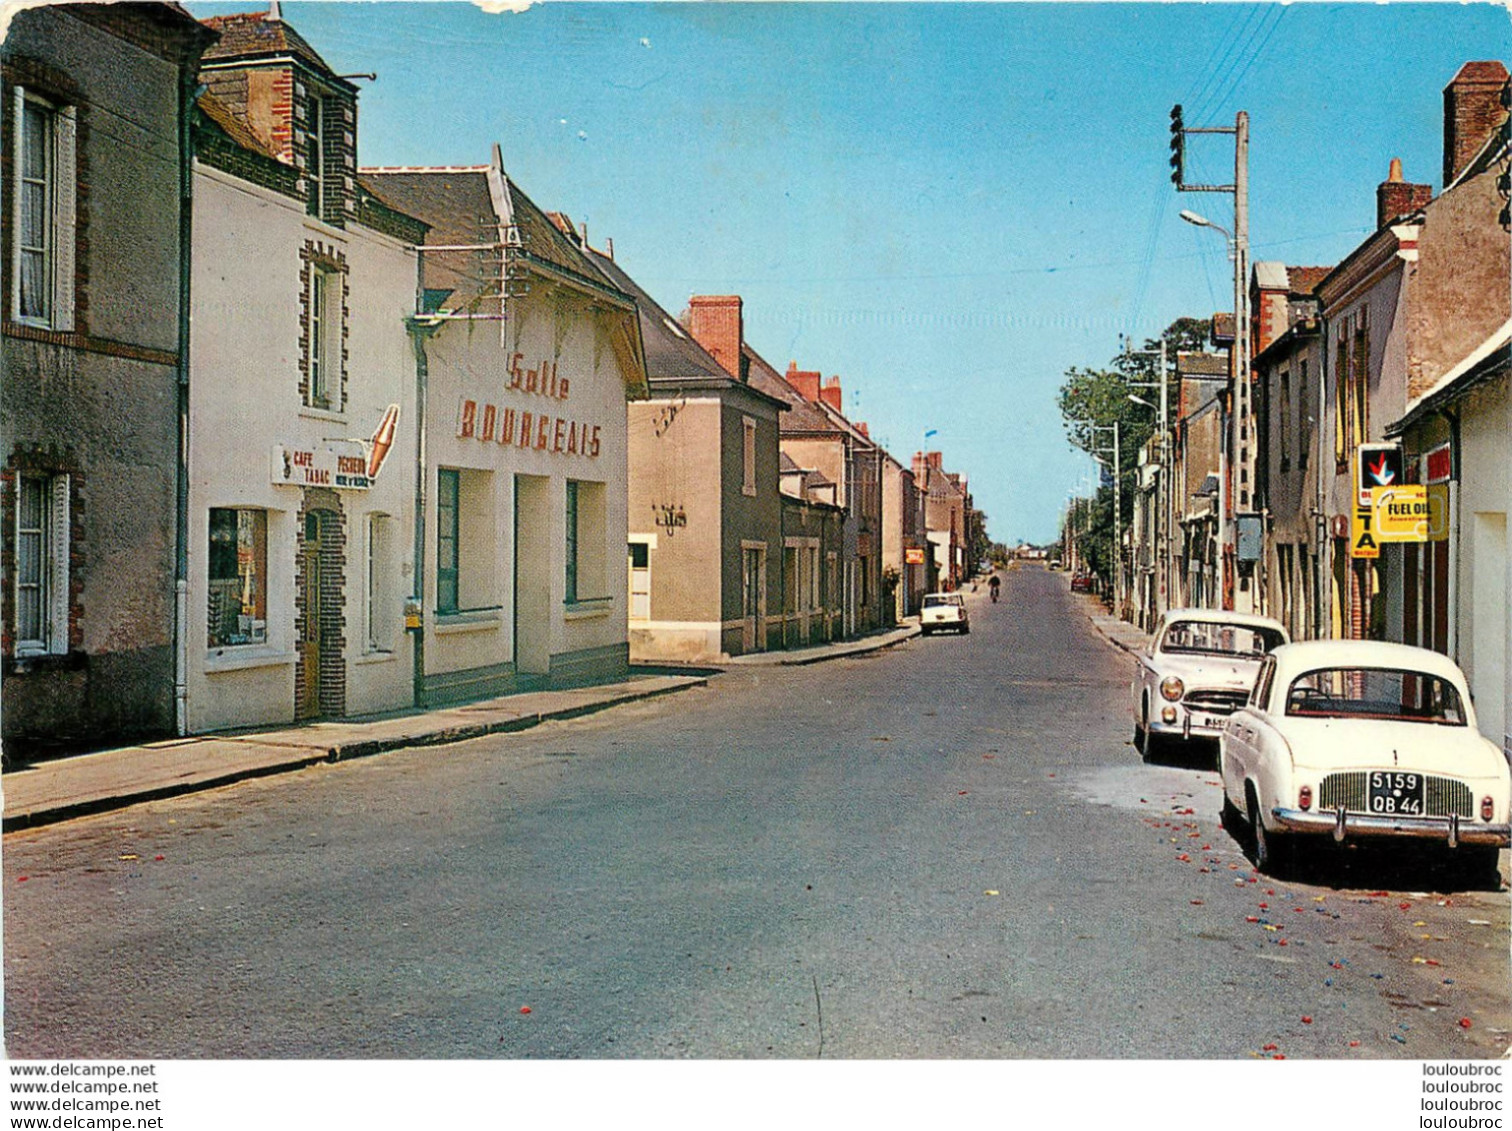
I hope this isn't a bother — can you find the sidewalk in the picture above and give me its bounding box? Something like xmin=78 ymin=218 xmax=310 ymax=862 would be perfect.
xmin=2 ymin=674 xmax=705 ymax=832
xmin=1066 ymin=583 xmax=1153 ymax=658
xmin=2 ymin=621 xmax=926 ymax=831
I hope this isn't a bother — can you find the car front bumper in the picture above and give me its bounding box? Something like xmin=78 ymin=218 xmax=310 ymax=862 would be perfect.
xmin=1271 ymin=806 xmax=1511 ymax=848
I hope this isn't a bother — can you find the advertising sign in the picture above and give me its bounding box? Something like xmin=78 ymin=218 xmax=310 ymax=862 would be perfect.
xmin=1356 ymin=443 xmax=1405 ymax=507
xmin=1371 ymin=485 xmax=1431 ymax=542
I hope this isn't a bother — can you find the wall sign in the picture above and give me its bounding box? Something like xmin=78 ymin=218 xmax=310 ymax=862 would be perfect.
xmin=272 ymin=444 xmax=372 ymax=490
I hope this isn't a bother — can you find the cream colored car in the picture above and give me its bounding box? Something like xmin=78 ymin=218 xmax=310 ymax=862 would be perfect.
xmin=1132 ymin=609 xmax=1288 ymax=759
xmin=920 ymin=593 xmax=969 ymax=635
xmin=1220 ymin=639 xmax=1511 ymax=881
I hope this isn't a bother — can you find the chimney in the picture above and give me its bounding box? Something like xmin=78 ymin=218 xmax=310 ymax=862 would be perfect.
xmin=686 ymin=295 xmax=743 ymax=379
xmin=819 ymin=376 xmax=843 ymax=413
xmin=1376 ymin=158 xmax=1433 ymax=229
xmin=912 ymin=451 xmax=928 ymax=482
xmin=854 ymin=421 xmax=869 ymax=438
xmin=785 ymin=361 xmax=821 ymax=402
xmin=1443 ymin=61 xmax=1510 ymax=187
xmin=927 ymin=451 xmax=943 ymax=470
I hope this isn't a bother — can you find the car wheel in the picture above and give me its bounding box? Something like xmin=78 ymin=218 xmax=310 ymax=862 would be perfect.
xmin=1133 ymin=721 xmax=1146 ymax=755
xmin=1220 ymin=793 xmax=1244 ymax=836
xmin=1249 ymin=790 xmax=1292 ymax=878
xmin=961 ymin=624 xmax=970 ymax=634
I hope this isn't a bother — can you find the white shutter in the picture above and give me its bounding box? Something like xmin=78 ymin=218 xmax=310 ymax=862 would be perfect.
xmin=48 ymin=474 xmax=70 ymax=653
xmin=52 ymin=105 xmax=77 ymax=332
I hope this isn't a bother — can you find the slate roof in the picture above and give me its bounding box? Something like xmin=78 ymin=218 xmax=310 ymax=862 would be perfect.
xmin=1176 ymin=351 xmax=1229 ymax=378
xmin=197 ymin=89 xmax=277 ymax=160
xmin=584 ymin=251 xmax=728 ymax=383
xmin=201 ymin=11 xmax=351 ymax=88
xmin=359 ymin=169 xmax=497 ymax=309
xmin=744 ymin=346 xmax=836 ymax=433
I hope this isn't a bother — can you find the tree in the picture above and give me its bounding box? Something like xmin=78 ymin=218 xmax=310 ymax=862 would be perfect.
xmin=1057 ymin=317 xmax=1212 ymax=588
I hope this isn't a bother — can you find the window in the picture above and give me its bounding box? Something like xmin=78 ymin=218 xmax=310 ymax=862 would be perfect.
xmin=436 ymin=469 xmax=459 ymax=614
xmin=742 ymin=416 xmax=758 ymax=496
xmin=1278 ymin=370 xmax=1292 ymax=473
xmin=1298 ymin=360 xmax=1310 ymax=471
xmin=565 ymin=479 xmax=606 ymax=604
xmin=366 ymin=513 xmax=393 ymax=652
xmin=307 ymin=94 xmax=326 ymax=219
xmin=10 ymin=88 xmax=76 ymax=329
xmin=13 ymin=473 xmax=69 ymax=655
xmin=207 ymin=508 xmax=268 ymax=647
xmin=308 ymin=267 xmax=336 ymax=408
xmin=1286 ymin=667 xmax=1466 ymax=726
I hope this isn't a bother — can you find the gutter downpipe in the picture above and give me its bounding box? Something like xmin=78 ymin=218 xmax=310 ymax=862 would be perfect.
xmin=406 ymin=310 xmax=436 ymax=711
xmin=174 ymin=70 xmax=200 ymax=736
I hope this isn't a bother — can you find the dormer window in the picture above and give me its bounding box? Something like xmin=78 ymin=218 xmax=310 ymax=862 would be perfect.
xmin=307 ymin=92 xmax=327 ymax=220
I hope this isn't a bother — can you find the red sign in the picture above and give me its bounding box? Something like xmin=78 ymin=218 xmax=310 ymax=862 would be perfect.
xmin=905 ymin=548 xmax=926 ymax=565
xmin=1424 ymin=443 xmax=1452 ymax=485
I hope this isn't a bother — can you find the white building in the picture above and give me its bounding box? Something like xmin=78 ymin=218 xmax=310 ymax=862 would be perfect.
xmin=185 ymin=13 xmax=424 ymax=731
xmin=363 ymin=152 xmax=647 ymax=702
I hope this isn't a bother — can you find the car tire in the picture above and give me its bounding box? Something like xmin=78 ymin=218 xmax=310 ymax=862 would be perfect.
xmin=1249 ymin=790 xmax=1292 ymax=878
xmin=1133 ymin=721 xmax=1146 ymax=755
xmin=961 ymin=624 xmax=970 ymax=634
xmin=1220 ymin=793 xmax=1244 ymax=837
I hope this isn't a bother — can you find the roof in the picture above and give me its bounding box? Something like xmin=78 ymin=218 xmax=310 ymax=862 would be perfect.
xmin=1269 ymin=639 xmax=1470 ymax=689
xmin=1160 ymin=608 xmax=1287 ymax=633
xmin=745 ymin=347 xmax=839 ymax=434
xmin=1253 ymin=261 xmax=1289 ymax=290
xmin=1446 ymin=60 xmax=1510 ymax=87
xmin=358 ymin=168 xmax=497 ymax=309
xmin=200 ymin=11 xmax=352 ymax=90
xmin=584 ymin=249 xmax=731 ymax=385
xmin=197 ymin=90 xmax=277 ymax=160
xmin=1285 ymin=266 xmax=1332 ymax=295
xmin=1176 ymin=351 xmax=1229 ymax=378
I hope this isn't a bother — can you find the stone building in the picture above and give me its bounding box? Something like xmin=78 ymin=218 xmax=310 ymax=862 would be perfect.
xmin=2 ymin=4 xmax=216 ymax=755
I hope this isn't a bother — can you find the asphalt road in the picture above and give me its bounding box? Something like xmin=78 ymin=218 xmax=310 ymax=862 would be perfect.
xmin=5 ymin=565 xmax=1508 ymax=1059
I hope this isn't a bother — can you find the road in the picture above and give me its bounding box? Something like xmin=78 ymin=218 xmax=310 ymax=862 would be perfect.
xmin=5 ymin=565 xmax=1508 ymax=1058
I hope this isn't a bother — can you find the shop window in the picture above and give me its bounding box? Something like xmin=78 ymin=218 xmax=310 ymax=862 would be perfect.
xmin=208 ymin=508 xmax=268 ymax=647
xmin=13 ymin=473 xmax=69 ymax=655
xmin=10 ymin=88 xmax=76 ymax=329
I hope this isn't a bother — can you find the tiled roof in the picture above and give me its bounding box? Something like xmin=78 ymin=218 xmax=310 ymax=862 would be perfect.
xmin=197 ymin=90 xmax=277 ymax=160
xmin=1285 ymin=266 xmax=1333 ymax=296
xmin=201 ymin=11 xmax=346 ymax=85
xmin=1449 ymin=60 xmax=1509 ymax=84
xmin=1176 ymin=351 xmax=1229 ymax=377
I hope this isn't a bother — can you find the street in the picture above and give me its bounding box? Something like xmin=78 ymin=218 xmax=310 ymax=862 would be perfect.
xmin=5 ymin=565 xmax=1508 ymax=1059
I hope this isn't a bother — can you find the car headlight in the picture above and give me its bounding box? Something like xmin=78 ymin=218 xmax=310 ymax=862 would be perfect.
xmin=1160 ymin=676 xmax=1184 ymax=702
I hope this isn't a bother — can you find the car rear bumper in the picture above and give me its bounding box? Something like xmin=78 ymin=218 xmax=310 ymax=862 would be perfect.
xmin=1271 ymin=806 xmax=1511 ymax=848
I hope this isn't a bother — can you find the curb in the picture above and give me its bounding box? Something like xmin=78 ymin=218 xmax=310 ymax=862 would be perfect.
xmin=778 ymin=625 xmax=921 ymax=665
xmin=2 ymin=677 xmax=707 ymax=833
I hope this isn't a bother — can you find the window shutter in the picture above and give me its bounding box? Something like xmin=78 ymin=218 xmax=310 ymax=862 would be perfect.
xmin=52 ymin=105 xmax=77 ymax=332
xmin=48 ymin=474 xmax=70 ymax=653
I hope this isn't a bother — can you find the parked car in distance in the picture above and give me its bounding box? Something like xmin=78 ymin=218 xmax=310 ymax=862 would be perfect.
xmin=1132 ymin=608 xmax=1288 ymax=759
xmin=1049 ymin=559 xmax=1062 ymax=571
xmin=1220 ymin=639 xmax=1511 ymax=880
xmin=920 ymin=592 xmax=969 ymax=635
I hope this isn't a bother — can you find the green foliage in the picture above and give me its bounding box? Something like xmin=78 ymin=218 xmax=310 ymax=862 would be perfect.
xmin=1057 ymin=318 xmax=1212 ymax=587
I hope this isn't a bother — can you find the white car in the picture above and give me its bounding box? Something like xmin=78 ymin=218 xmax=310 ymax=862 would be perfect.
xmin=920 ymin=593 xmax=969 ymax=635
xmin=1220 ymin=639 xmax=1511 ymax=879
xmin=1132 ymin=609 xmax=1288 ymax=758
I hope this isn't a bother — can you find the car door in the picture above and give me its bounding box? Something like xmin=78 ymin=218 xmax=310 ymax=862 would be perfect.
xmin=1224 ymin=655 xmax=1275 ymax=799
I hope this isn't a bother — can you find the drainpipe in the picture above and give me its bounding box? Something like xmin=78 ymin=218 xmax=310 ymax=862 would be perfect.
xmin=173 ymin=71 xmax=203 ymax=736
xmin=405 ymin=313 xmax=436 ymax=709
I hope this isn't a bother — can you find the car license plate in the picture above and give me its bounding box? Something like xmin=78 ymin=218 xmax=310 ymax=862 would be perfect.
xmin=1202 ymin=715 xmax=1227 ymax=729
xmin=1369 ymin=771 xmax=1424 ymax=816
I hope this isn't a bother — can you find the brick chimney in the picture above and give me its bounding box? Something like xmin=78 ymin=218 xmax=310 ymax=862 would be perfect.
xmin=686 ymin=295 xmax=743 ymax=379
xmin=1443 ymin=61 xmax=1510 ymax=187
xmin=1376 ymin=158 xmax=1433 ymax=228
xmin=854 ymin=421 xmax=869 ymax=438
xmin=785 ymin=361 xmax=821 ymax=402
xmin=819 ymin=376 xmax=843 ymax=413
xmin=926 ymin=451 xmax=943 ymax=470
xmin=912 ymin=451 xmax=928 ymax=482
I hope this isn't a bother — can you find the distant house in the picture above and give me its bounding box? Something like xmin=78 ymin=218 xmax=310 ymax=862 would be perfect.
xmin=574 ymin=264 xmax=787 ymax=661
xmin=2 ymin=3 xmax=216 ymax=755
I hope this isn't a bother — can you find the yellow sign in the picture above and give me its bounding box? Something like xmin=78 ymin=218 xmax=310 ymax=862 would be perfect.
xmin=1351 ymin=501 xmax=1379 ymax=559
xmin=1425 ymin=483 xmax=1450 ymax=542
xmin=1372 ymin=485 xmax=1431 ymax=543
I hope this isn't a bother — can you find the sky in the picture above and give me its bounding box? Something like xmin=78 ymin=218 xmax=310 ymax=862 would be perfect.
xmin=188 ymin=0 xmax=1510 ymax=545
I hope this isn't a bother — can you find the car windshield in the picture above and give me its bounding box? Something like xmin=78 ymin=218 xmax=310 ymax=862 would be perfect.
xmin=1284 ymin=667 xmax=1467 ymax=725
xmin=1161 ymin=621 xmax=1284 ymax=657
xmin=923 ymin=595 xmax=961 ymax=608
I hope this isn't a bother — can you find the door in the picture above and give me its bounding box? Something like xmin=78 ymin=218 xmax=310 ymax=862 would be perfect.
xmin=742 ymin=546 xmax=765 ymax=653
xmin=628 ymin=541 xmax=651 ymax=621
xmin=297 ymin=510 xmax=327 ymax=720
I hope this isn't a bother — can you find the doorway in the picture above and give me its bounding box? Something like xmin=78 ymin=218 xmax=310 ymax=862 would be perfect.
xmin=742 ymin=544 xmax=766 ymax=653
xmin=514 ymin=475 xmax=552 ymax=681
xmin=296 ymin=501 xmax=345 ymax=720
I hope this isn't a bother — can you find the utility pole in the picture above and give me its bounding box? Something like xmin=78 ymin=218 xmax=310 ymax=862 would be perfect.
xmin=1123 ymin=335 xmax=1170 ymax=624
xmin=1171 ymin=104 xmax=1249 ymax=612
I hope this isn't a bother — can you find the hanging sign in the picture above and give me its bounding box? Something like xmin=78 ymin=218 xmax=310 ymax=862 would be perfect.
xmin=1356 ymin=443 xmax=1404 ymax=507
xmin=271 ymin=443 xmax=372 ymax=490
xmin=905 ymin=548 xmax=926 ymax=566
xmin=1371 ymin=485 xmax=1431 ymax=543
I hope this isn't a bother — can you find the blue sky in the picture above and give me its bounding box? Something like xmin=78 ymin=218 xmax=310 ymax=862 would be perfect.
xmin=189 ymin=1 xmax=1510 ymax=543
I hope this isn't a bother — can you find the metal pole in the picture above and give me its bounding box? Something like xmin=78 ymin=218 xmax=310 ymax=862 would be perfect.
xmin=1158 ymin=336 xmax=1169 ymax=619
